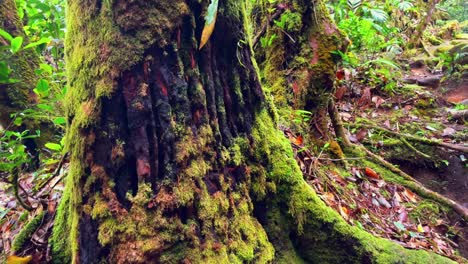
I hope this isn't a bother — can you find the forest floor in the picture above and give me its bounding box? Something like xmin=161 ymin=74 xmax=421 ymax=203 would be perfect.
xmin=1 ymin=36 xmax=467 ymax=263
xmin=285 ymin=33 xmax=468 ymax=261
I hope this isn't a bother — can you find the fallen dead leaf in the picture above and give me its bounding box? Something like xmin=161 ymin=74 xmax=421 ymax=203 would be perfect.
xmin=356 ymin=129 xmax=368 ymax=142
xmin=402 ymin=188 xmax=417 ymax=203
xmin=339 ymin=204 xmax=350 ymax=220
xmin=365 ymin=167 xmax=379 ymax=179
xmin=372 ymin=96 xmax=385 ymax=108
xmin=441 ymin=127 xmax=456 ymax=137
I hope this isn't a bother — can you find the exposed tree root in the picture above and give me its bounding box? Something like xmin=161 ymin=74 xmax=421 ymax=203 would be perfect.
xmin=358 ymin=144 xmax=468 ymax=221
xmin=401 ymin=138 xmax=432 ymax=159
xmin=328 ymin=99 xmax=351 ymax=148
xmin=352 ymin=123 xmax=468 ymax=153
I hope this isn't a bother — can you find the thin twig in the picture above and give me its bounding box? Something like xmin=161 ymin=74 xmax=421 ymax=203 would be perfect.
xmin=401 ymin=138 xmax=431 ymax=159
xmin=34 ymin=152 xmax=68 ymax=197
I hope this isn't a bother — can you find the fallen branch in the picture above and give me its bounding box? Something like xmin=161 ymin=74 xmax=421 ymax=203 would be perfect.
xmin=352 ymin=123 xmax=468 ymax=153
xmin=358 ymin=145 xmax=468 ymax=221
xmin=12 ymin=168 xmax=33 ymax=211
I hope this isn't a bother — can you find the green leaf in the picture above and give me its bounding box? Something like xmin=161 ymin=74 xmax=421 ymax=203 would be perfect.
xmin=11 ymin=37 xmax=24 ymax=53
xmin=45 ymin=143 xmax=62 ymax=151
xmin=37 ymin=103 xmax=53 ymax=111
xmin=393 ymin=221 xmax=406 ymax=231
xmin=23 ymin=37 xmax=50 ymax=50
xmin=39 ymin=63 xmax=53 ymax=75
xmin=369 ymin=9 xmax=389 ymax=23
xmin=398 ymin=1 xmax=413 ymax=11
xmin=53 ymin=117 xmax=66 ymax=125
xmin=0 ymin=61 xmax=10 ymax=80
xmin=0 ymin=28 xmax=13 ymax=41
xmin=34 ymin=79 xmax=50 ymax=97
xmin=13 ymin=117 xmax=23 ymax=126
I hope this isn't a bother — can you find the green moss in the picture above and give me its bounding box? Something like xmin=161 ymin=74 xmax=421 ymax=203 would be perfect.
xmin=410 ymin=200 xmax=446 ymax=224
xmin=12 ymin=211 xmax=45 ymax=252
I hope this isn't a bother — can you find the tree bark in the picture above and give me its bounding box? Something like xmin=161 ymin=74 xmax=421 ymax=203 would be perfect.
xmin=51 ymin=1 xmax=453 ymax=263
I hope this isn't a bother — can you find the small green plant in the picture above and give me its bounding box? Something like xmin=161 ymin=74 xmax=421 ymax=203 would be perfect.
xmin=260 ymin=33 xmax=277 ymax=48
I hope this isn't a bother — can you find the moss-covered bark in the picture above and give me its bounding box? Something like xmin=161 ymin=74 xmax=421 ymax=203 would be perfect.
xmin=51 ymin=0 xmax=454 ymax=263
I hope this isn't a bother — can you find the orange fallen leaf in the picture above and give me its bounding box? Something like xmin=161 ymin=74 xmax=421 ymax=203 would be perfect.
xmin=321 ymin=192 xmax=336 ymax=205
xmin=402 ymin=188 xmax=417 ymax=203
xmin=339 ymin=204 xmax=350 ymax=220
xmin=364 ymin=167 xmax=379 ymax=179
xmin=295 ymin=135 xmax=303 ymax=145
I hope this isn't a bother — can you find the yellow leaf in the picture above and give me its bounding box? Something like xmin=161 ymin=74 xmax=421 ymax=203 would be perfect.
xmin=417 ymin=224 xmax=424 ymax=233
xmin=7 ymin=255 xmax=32 ymax=264
xmin=199 ymin=14 xmax=217 ymax=50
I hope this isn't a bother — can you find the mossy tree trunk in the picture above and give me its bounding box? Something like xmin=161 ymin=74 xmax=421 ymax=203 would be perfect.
xmin=51 ymin=1 xmax=453 ymax=263
xmin=256 ymin=0 xmax=348 ymax=145
xmin=408 ymin=0 xmax=441 ymax=48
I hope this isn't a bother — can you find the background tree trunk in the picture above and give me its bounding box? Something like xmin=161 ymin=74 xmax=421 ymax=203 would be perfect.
xmin=0 ymin=0 xmax=54 ymax=151
xmin=51 ymin=1 xmax=453 ymax=263
xmin=0 ymin=0 xmax=39 ymax=128
xmin=409 ymin=0 xmax=441 ymax=48
xmin=254 ymin=0 xmax=348 ymax=144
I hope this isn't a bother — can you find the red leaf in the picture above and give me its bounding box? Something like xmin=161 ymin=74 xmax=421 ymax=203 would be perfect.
xmin=364 ymin=167 xmax=379 ymax=179
xmin=336 ymin=69 xmax=345 ymax=80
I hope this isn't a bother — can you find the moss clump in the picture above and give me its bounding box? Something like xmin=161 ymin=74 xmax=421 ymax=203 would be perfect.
xmin=12 ymin=211 xmax=45 ymax=252
xmin=410 ymin=200 xmax=446 ymax=225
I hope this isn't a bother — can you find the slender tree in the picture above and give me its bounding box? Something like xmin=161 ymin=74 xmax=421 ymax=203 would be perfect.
xmin=51 ymin=1 xmax=452 ymax=263
xmin=0 ymin=0 xmax=39 ymax=128
xmin=0 ymin=0 xmax=54 ymax=151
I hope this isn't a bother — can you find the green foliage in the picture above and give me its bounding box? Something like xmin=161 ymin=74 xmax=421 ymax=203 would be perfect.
xmin=0 ymin=128 xmax=39 ymax=172
xmin=274 ymin=10 xmax=302 ymax=32
xmin=260 ymin=33 xmax=277 ymax=48
xmin=0 ymin=0 xmax=67 ymax=207
xmin=439 ymin=0 xmax=468 ymax=23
